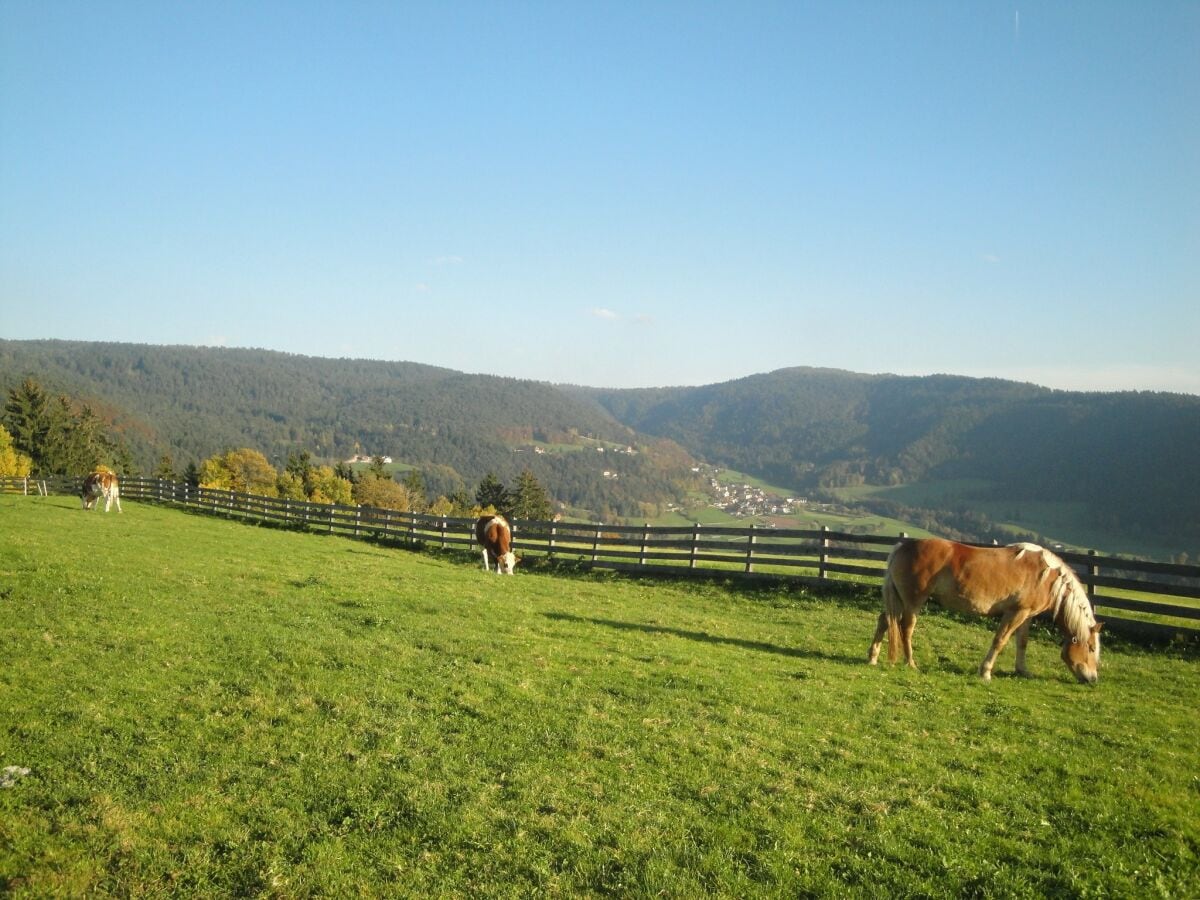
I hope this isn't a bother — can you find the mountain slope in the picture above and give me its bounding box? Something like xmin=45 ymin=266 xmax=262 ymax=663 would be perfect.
xmin=585 ymin=368 xmax=1200 ymax=546
xmin=0 ymin=340 xmax=697 ymax=517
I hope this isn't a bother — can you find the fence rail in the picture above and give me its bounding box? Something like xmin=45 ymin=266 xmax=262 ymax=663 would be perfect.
xmin=6 ymin=475 xmax=1198 ymax=637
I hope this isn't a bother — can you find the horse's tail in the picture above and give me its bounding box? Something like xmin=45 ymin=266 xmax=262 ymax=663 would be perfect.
xmin=883 ymin=544 xmax=906 ymax=664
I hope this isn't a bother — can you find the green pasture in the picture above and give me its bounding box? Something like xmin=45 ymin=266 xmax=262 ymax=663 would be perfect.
xmin=1 ymin=497 xmax=1197 ymax=897
xmin=649 ymin=502 xmax=933 ymax=539
xmin=831 ymin=480 xmax=1187 ymax=560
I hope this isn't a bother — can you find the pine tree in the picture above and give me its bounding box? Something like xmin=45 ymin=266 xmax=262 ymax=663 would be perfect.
xmin=475 ymin=472 xmax=510 ymax=514
xmin=366 ymin=455 xmax=392 ymax=482
xmin=511 ymin=469 xmax=553 ymax=521
xmin=403 ymin=469 xmax=427 ymax=512
xmin=154 ymin=453 xmax=177 ymax=481
xmin=3 ymin=378 xmax=51 ymax=470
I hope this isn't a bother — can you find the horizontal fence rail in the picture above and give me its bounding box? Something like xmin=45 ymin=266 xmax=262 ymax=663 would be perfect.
xmin=6 ymin=475 xmax=1198 ymax=638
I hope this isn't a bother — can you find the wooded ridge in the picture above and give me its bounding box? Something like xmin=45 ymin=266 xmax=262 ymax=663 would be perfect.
xmin=2 ymin=340 xmax=1197 ymax=547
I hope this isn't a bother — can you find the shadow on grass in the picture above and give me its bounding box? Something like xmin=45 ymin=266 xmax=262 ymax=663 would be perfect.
xmin=542 ymin=611 xmax=863 ymax=665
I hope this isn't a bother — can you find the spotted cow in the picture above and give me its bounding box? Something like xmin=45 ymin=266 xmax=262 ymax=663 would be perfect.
xmin=475 ymin=514 xmax=517 ymax=574
xmin=81 ymin=471 xmax=122 ymax=513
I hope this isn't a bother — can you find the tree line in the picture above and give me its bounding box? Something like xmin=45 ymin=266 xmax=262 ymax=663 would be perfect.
xmin=1 ymin=376 xmax=554 ymax=520
xmin=0 ymin=341 xmax=696 ymax=521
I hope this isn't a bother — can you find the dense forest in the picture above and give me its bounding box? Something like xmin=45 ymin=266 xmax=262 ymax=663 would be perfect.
xmin=3 ymin=341 xmax=1197 ymax=546
xmin=581 ymin=367 xmax=1200 ymax=545
xmin=0 ymin=340 xmax=700 ymax=519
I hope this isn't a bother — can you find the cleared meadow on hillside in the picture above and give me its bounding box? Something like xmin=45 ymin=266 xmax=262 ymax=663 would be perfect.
xmin=1 ymin=497 xmax=1197 ymax=896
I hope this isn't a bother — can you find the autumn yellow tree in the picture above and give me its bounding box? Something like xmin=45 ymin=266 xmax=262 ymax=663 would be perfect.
xmin=352 ymin=474 xmax=413 ymax=511
xmin=276 ymin=470 xmax=307 ymax=500
xmin=199 ymin=449 xmax=278 ymax=496
xmin=0 ymin=424 xmax=33 ymax=477
xmin=307 ymin=466 xmax=353 ymax=505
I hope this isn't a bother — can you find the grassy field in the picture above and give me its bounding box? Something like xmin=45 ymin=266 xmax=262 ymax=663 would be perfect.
xmin=2 ymin=497 xmax=1198 ymax=897
xmin=830 ymin=480 xmax=1188 ymax=560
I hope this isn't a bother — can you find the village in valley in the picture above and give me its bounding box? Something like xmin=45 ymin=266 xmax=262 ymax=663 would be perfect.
xmin=704 ymin=470 xmax=804 ymax=519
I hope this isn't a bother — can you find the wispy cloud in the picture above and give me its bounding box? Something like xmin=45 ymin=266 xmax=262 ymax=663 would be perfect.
xmin=588 ymin=308 xmax=655 ymax=326
xmin=429 ymin=255 xmax=464 ymax=266
xmin=982 ymin=253 xmax=1001 ymax=264
xmin=415 ymin=282 xmax=431 ymax=293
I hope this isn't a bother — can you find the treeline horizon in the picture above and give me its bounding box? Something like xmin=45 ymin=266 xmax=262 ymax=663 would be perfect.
xmin=2 ymin=339 xmax=1197 ymax=552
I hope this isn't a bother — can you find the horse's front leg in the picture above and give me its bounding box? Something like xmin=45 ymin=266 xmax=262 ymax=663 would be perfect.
xmin=1013 ymin=620 xmax=1032 ymax=677
xmin=980 ymin=609 xmax=1034 ymax=681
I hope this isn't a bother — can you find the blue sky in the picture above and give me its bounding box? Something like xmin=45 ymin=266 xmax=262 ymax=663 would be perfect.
xmin=2 ymin=2 xmax=1197 ymax=392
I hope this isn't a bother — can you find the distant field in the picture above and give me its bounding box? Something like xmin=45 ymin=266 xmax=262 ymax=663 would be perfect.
xmin=2 ymin=497 xmax=1197 ymax=896
xmin=831 ymin=480 xmax=1187 ymax=560
xmin=664 ymin=470 xmax=936 ymax=538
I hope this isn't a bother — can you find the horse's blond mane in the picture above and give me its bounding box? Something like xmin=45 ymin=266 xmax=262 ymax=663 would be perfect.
xmin=1011 ymin=543 xmax=1096 ymax=641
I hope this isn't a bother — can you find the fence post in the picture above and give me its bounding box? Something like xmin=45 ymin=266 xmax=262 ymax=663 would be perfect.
xmin=592 ymin=525 xmax=601 ymax=563
xmin=639 ymin=523 xmax=650 ymax=566
xmin=440 ymin=517 xmax=448 ymax=549
xmin=548 ymin=521 xmax=557 ymax=561
xmin=819 ymin=525 xmax=830 ymax=580
xmin=1087 ymin=549 xmax=1099 ymax=611
xmin=689 ymin=523 xmax=701 ymax=569
xmin=745 ymin=524 xmax=756 ymax=574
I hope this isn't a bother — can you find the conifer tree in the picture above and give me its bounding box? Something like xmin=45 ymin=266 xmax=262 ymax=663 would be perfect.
xmin=3 ymin=378 xmax=50 ymax=469
xmin=511 ymin=469 xmax=553 ymax=521
xmin=475 ymin=472 xmax=510 ymax=514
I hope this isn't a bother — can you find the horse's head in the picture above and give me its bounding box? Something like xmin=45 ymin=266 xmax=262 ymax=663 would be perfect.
xmin=1060 ymin=622 xmax=1103 ymax=684
xmin=498 ymin=551 xmax=518 ymax=575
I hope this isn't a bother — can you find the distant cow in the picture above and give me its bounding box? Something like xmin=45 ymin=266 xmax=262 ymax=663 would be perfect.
xmin=81 ymin=471 xmax=122 ymax=513
xmin=475 ymin=515 xmax=517 ymax=575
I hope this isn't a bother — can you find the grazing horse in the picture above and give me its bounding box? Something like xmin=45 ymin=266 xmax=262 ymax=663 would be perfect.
xmin=868 ymin=538 xmax=1102 ymax=683
xmin=81 ymin=471 xmax=122 ymax=513
xmin=475 ymin=515 xmax=517 ymax=575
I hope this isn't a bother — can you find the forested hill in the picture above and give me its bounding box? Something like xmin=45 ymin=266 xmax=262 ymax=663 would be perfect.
xmin=0 ymin=340 xmax=697 ymax=519
xmin=582 ymin=368 xmax=1200 ymax=545
xmin=5 ymin=341 xmax=1197 ymax=545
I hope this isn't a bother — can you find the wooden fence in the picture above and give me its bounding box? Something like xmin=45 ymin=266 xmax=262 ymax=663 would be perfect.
xmin=6 ymin=475 xmax=1198 ymax=637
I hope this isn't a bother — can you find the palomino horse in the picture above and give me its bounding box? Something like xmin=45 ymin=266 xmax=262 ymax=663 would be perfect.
xmin=475 ymin=515 xmax=518 ymax=575
xmin=81 ymin=471 xmax=122 ymax=513
xmin=868 ymin=538 xmax=1102 ymax=683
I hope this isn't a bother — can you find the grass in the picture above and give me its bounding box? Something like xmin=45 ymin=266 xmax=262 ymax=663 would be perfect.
xmin=831 ymin=480 xmax=1189 ymax=560
xmin=2 ymin=496 xmax=1198 ymax=896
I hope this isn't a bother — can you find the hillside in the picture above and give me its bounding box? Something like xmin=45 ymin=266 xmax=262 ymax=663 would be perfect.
xmin=584 ymin=368 xmax=1200 ymax=550
xmin=0 ymin=340 xmax=698 ymax=518
xmin=4 ymin=341 xmax=1197 ymax=553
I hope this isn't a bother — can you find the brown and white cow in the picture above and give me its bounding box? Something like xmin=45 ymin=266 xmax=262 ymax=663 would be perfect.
xmin=475 ymin=514 xmax=517 ymax=575
xmin=81 ymin=471 xmax=122 ymax=513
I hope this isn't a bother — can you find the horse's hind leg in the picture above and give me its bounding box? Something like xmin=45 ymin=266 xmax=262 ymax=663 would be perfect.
xmin=867 ymin=612 xmax=888 ymax=665
xmin=900 ymin=611 xmax=919 ymax=669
